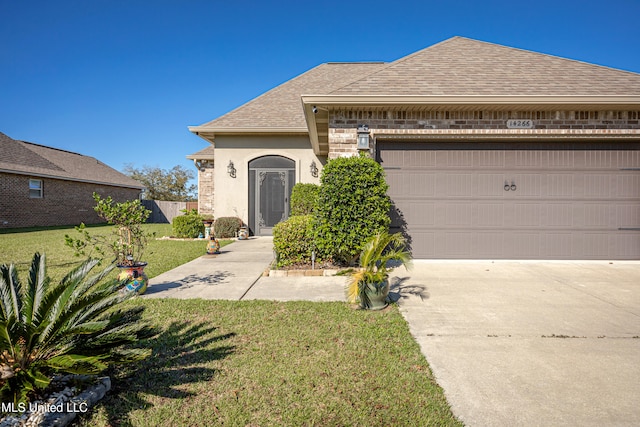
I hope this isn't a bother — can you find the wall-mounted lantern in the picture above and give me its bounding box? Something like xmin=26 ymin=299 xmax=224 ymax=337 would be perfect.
xmin=310 ymin=160 xmax=319 ymax=178
xmin=227 ymin=160 xmax=236 ymax=178
xmin=357 ymin=124 xmax=370 ymax=150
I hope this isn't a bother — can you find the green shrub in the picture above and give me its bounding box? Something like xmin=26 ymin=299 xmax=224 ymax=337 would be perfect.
xmin=214 ymin=217 xmax=243 ymax=238
xmin=0 ymin=253 xmax=154 ymax=404
xmin=315 ymin=154 xmax=391 ymax=264
xmin=172 ymin=210 xmax=204 ymax=238
xmin=290 ymin=183 xmax=320 ymax=215
xmin=273 ymin=215 xmax=315 ymax=268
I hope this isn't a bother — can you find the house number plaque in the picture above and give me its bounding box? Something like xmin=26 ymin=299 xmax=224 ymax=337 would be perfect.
xmin=506 ymin=119 xmax=534 ymax=129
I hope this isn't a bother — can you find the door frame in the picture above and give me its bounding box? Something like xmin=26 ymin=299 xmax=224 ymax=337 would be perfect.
xmin=248 ymin=155 xmax=296 ymax=236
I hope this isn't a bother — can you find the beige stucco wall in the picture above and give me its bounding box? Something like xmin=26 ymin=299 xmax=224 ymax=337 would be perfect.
xmin=212 ymin=135 xmax=323 ymax=225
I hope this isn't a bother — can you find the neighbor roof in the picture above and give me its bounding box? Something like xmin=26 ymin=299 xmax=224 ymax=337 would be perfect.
xmin=0 ymin=132 xmax=144 ymax=189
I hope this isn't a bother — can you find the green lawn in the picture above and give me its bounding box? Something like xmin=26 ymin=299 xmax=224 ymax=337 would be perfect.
xmin=76 ymin=299 xmax=462 ymax=427
xmin=0 ymin=225 xmax=461 ymax=426
xmin=0 ymin=224 xmax=228 ymax=282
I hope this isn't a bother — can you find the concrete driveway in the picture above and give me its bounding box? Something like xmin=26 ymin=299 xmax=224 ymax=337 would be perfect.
xmin=392 ymin=260 xmax=640 ymax=427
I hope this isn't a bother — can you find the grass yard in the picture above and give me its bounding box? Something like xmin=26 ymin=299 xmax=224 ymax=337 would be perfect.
xmin=0 ymin=224 xmax=230 ymax=282
xmin=76 ymin=299 xmax=462 ymax=427
xmin=1 ymin=225 xmax=461 ymax=425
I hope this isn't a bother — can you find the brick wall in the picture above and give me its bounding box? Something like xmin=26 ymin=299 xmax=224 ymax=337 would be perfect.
xmin=197 ymin=162 xmax=215 ymax=217
xmin=0 ymin=172 xmax=141 ymax=228
xmin=328 ymin=109 xmax=640 ymax=158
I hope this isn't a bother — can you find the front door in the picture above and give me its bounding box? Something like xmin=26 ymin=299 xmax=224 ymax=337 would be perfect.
xmin=256 ymin=170 xmax=289 ymax=235
xmin=249 ymin=156 xmax=295 ymax=236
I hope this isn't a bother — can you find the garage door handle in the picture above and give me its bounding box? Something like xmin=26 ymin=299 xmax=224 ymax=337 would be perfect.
xmin=504 ymin=182 xmax=517 ymax=191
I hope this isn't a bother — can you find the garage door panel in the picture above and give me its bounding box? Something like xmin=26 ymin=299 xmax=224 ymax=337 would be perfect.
xmin=544 ymin=204 xmax=575 ymax=227
xmin=616 ymin=233 xmax=640 ymax=258
xmin=444 ymin=203 xmax=474 ymax=226
xmin=546 ymin=174 xmax=575 ymax=198
xmin=507 ymin=233 xmax=541 ymax=258
xmin=617 ymin=204 xmax=640 ymax=228
xmin=513 ymin=174 xmax=542 ymax=197
xmin=380 ymin=142 xmax=640 ymax=259
xmin=543 ymin=233 xmax=573 ymax=258
xmin=443 ymin=232 xmax=474 ymax=257
xmin=406 ymin=201 xmax=435 ymax=226
xmin=474 ymin=151 xmax=505 ymax=168
xmin=583 ymin=203 xmax=616 ymax=228
xmin=618 ymin=175 xmax=640 ymax=198
xmin=475 ymin=203 xmax=505 ymax=227
xmin=512 ymin=203 xmax=542 ymax=227
xmin=477 ymin=174 xmax=506 ymax=197
xmin=618 ymin=151 xmax=640 ymax=168
xmin=436 ymin=173 xmax=474 ymax=197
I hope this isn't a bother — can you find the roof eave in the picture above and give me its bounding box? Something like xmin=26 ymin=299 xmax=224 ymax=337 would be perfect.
xmin=301 ymin=94 xmax=640 ymax=108
xmin=0 ymin=168 xmax=145 ymax=190
xmin=188 ymin=125 xmax=308 ymax=141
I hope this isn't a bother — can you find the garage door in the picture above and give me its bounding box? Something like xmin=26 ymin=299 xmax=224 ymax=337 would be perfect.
xmin=380 ymin=142 xmax=640 ymax=259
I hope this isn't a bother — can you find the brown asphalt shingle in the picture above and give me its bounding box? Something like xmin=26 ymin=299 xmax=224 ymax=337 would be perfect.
xmin=196 ymin=62 xmax=386 ymax=129
xmin=331 ymin=37 xmax=640 ymax=96
xmin=0 ymin=132 xmax=143 ymax=189
xmin=193 ymin=36 xmax=640 ymax=133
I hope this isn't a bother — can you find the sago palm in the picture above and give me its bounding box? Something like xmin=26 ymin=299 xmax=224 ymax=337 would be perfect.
xmin=0 ymin=253 xmax=154 ymax=405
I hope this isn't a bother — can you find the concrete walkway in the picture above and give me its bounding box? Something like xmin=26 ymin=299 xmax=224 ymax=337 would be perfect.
xmin=143 ymin=237 xmax=346 ymax=301
xmin=143 ymin=238 xmax=640 ymax=426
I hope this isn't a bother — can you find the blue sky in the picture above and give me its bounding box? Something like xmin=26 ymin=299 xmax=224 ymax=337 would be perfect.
xmin=2 ymin=0 xmax=640 ymax=185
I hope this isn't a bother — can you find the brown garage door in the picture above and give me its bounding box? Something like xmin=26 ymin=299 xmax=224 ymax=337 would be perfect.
xmin=380 ymin=142 xmax=640 ymax=259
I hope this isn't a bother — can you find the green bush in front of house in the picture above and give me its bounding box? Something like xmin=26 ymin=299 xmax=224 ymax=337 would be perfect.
xmin=273 ymin=215 xmax=315 ymax=268
xmin=314 ymin=154 xmax=391 ymax=265
xmin=172 ymin=209 xmax=205 ymax=238
xmin=214 ymin=217 xmax=243 ymax=238
xmin=290 ymin=183 xmax=320 ymax=216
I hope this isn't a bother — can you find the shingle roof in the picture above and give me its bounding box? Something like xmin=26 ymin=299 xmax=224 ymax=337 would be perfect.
xmin=0 ymin=132 xmax=144 ymax=189
xmin=194 ymin=62 xmax=386 ymax=130
xmin=186 ymin=145 xmax=215 ymax=160
xmin=191 ymin=36 xmax=640 ymax=137
xmin=332 ymin=37 xmax=640 ymax=96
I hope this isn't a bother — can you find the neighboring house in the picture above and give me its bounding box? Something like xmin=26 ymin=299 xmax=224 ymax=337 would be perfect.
xmin=187 ymin=36 xmax=640 ymax=260
xmin=0 ymin=132 xmax=144 ymax=228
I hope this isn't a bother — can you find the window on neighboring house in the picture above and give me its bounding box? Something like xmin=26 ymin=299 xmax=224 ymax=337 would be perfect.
xmin=29 ymin=179 xmax=43 ymax=198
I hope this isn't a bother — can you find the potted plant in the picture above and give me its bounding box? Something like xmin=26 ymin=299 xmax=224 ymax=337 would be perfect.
xmin=347 ymin=231 xmax=412 ymax=310
xmin=201 ymin=214 xmax=215 ymax=238
xmin=65 ymin=193 xmax=153 ymax=294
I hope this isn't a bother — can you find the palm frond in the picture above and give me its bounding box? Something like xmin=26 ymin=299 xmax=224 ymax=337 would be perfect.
xmin=0 ymin=252 xmax=153 ymax=404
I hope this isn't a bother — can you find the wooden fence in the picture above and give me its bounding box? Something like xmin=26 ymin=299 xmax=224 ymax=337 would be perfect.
xmin=142 ymin=200 xmax=198 ymax=223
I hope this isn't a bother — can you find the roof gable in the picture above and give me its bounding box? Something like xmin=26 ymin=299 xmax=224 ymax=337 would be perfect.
xmin=0 ymin=132 xmax=143 ymax=189
xmin=331 ymin=36 xmax=640 ymax=96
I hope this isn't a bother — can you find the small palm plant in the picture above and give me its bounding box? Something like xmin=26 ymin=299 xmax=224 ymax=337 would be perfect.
xmin=347 ymin=231 xmax=412 ymax=310
xmin=0 ymin=253 xmax=154 ymax=405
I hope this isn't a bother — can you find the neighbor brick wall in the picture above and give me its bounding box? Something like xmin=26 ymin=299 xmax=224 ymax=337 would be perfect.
xmin=0 ymin=172 xmax=141 ymax=228
xmin=328 ymin=109 xmax=640 ymax=158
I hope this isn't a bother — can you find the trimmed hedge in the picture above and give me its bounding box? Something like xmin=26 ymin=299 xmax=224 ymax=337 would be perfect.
xmin=290 ymin=183 xmax=320 ymax=216
xmin=214 ymin=217 xmax=243 ymax=238
xmin=273 ymin=215 xmax=315 ymax=268
xmin=172 ymin=211 xmax=205 ymax=238
xmin=314 ymin=154 xmax=390 ymax=264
